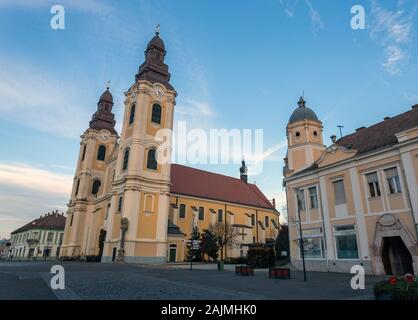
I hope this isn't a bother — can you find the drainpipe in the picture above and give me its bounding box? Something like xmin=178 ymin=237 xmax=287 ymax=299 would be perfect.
xmin=316 ymin=183 xmax=330 ymax=272
xmin=256 ymin=209 xmax=259 ymax=242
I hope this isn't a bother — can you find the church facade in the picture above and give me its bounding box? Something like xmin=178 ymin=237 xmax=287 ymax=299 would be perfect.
xmin=60 ymin=31 xmax=280 ymax=264
xmin=283 ymin=98 xmax=418 ymax=275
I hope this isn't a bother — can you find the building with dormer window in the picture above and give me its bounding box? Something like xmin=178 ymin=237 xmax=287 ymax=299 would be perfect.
xmin=284 ymin=99 xmax=418 ymax=275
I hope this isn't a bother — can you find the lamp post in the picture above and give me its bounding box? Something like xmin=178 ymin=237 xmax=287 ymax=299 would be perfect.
xmin=190 ymin=212 xmax=197 ymax=271
xmin=296 ymin=190 xmax=307 ymax=282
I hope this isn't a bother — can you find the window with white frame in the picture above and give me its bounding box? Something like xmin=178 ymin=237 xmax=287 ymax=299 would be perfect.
xmin=334 ymin=225 xmax=359 ymax=259
xmin=333 ymin=180 xmax=346 ymax=205
xmin=300 ymin=236 xmax=324 ymax=259
xmin=385 ymin=167 xmax=402 ymax=194
xmin=309 ymin=186 xmax=318 ymax=209
xmin=366 ymin=172 xmax=381 ymax=198
xmin=296 ymin=189 xmax=305 ymax=211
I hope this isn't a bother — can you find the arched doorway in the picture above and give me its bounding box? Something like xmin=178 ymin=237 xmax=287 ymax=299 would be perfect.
xmin=168 ymin=244 xmax=177 ymax=263
xmin=372 ymin=214 xmax=418 ymax=275
xmin=381 ymin=236 xmax=413 ymax=275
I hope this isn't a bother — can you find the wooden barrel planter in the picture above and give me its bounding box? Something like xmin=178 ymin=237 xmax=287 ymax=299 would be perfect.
xmin=235 ymin=265 xmax=254 ymax=276
xmin=269 ymin=268 xmax=291 ymax=279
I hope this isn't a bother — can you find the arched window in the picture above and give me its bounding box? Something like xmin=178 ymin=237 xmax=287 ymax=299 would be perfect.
xmin=97 ymin=145 xmax=106 ymax=161
xmin=122 ymin=149 xmax=130 ymax=171
xmin=81 ymin=145 xmax=87 ymax=161
xmin=91 ymin=180 xmax=101 ymax=195
xmin=146 ymin=148 xmax=158 ymax=170
xmin=129 ymin=104 xmax=136 ymax=125
xmin=75 ymin=179 xmax=80 ymax=196
xmin=179 ymin=204 xmax=186 ymax=219
xmin=117 ymin=196 xmax=123 ymax=212
xmin=151 ymin=103 xmax=162 ymax=124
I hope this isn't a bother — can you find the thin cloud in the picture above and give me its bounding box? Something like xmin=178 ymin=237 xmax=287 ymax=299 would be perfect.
xmin=0 ymin=163 xmax=72 ymax=196
xmin=0 ymin=55 xmax=91 ymax=138
xmin=382 ymin=46 xmax=407 ymax=75
xmin=277 ymin=0 xmax=324 ymax=34
xmin=176 ymin=99 xmax=215 ymax=118
xmin=305 ymin=0 xmax=324 ymax=35
xmin=0 ymin=163 xmax=71 ymax=238
xmin=369 ymin=0 xmax=417 ymax=75
xmin=403 ymin=92 xmax=418 ymax=102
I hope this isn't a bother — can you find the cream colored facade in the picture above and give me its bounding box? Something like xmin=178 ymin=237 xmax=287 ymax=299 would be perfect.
xmin=284 ymin=100 xmax=418 ymax=275
xmin=60 ymin=32 xmax=279 ymax=264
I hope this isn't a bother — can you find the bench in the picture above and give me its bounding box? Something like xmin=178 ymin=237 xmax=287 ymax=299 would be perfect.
xmin=235 ymin=265 xmax=254 ymax=276
xmin=269 ymin=267 xmax=291 ymax=279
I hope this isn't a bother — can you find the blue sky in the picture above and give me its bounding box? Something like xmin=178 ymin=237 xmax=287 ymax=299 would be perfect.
xmin=1 ymin=0 xmax=418 ymax=238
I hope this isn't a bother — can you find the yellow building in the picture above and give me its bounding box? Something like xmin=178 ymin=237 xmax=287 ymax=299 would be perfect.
xmin=60 ymin=31 xmax=279 ymax=264
xmin=283 ymin=98 xmax=418 ymax=275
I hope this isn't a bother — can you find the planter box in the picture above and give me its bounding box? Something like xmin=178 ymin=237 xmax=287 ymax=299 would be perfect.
xmin=269 ymin=268 xmax=291 ymax=279
xmin=235 ymin=265 xmax=254 ymax=276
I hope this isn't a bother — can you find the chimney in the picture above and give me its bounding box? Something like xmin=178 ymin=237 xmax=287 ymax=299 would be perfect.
xmin=272 ymin=198 xmax=276 ymax=209
xmin=331 ymin=135 xmax=337 ymax=144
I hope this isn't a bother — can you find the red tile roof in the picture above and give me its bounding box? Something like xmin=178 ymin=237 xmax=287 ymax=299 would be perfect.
xmin=170 ymin=164 xmax=277 ymax=211
xmin=337 ymin=105 xmax=418 ymax=155
xmin=11 ymin=212 xmax=66 ymax=234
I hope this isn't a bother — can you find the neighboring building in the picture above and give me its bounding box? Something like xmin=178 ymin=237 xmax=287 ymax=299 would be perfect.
xmin=8 ymin=211 xmax=66 ymax=260
xmin=60 ymin=30 xmax=280 ymax=264
xmin=283 ymin=98 xmax=418 ymax=275
xmin=0 ymin=239 xmax=10 ymax=259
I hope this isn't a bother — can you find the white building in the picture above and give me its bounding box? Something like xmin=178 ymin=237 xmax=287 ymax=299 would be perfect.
xmin=9 ymin=211 xmax=66 ymax=260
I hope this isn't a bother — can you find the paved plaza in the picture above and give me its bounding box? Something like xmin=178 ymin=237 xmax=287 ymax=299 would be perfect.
xmin=0 ymin=261 xmax=383 ymax=300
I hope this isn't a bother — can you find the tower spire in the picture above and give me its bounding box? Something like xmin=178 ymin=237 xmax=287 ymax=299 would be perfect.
xmin=155 ymin=24 xmax=160 ymax=36
xmin=240 ymin=158 xmax=248 ymax=183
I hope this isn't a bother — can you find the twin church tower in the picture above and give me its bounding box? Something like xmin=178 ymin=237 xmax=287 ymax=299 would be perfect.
xmin=61 ymin=30 xmax=177 ymax=263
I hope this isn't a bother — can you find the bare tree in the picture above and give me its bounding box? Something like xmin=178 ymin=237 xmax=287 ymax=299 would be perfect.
xmin=207 ymin=222 xmax=240 ymax=261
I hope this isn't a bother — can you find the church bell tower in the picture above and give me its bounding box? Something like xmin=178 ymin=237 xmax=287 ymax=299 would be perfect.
xmin=102 ymin=28 xmax=177 ymax=263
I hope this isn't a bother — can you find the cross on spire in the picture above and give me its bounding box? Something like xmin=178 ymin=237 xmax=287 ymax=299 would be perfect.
xmin=106 ymin=80 xmax=111 ymax=90
xmin=155 ymin=24 xmax=160 ymax=35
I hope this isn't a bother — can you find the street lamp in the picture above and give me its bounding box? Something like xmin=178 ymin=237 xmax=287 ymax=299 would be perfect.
xmin=296 ymin=190 xmax=307 ymax=282
xmin=190 ymin=211 xmax=197 ymax=271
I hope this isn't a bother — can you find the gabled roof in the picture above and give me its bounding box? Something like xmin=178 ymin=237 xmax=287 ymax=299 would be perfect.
xmin=337 ymin=105 xmax=418 ymax=155
xmin=170 ymin=164 xmax=277 ymax=212
xmin=11 ymin=212 xmax=66 ymax=235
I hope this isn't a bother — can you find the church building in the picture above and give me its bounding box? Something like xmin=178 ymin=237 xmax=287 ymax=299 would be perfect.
xmin=60 ymin=30 xmax=280 ymax=264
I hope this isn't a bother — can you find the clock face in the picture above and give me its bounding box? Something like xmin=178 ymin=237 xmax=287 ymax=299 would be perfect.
xmin=154 ymin=87 xmax=164 ymax=98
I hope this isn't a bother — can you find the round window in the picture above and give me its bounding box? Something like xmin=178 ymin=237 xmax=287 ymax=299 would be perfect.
xmin=296 ymin=132 xmax=301 ymax=137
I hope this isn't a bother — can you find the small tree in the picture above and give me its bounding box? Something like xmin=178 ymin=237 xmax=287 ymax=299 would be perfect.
xmin=207 ymin=222 xmax=240 ymax=261
xmin=201 ymin=229 xmax=219 ymax=261
xmin=186 ymin=226 xmax=202 ymax=262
